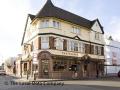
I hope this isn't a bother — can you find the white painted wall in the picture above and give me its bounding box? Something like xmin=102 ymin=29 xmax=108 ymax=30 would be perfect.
xmin=91 ymin=21 xmax=102 ymax=33
xmin=105 ymin=37 xmax=120 ymax=75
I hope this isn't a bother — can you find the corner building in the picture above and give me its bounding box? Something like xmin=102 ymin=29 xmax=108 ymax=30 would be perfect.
xmin=21 ymin=0 xmax=105 ymax=79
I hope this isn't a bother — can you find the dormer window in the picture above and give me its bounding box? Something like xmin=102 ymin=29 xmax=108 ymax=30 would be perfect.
xmin=71 ymin=26 xmax=80 ymax=35
xmin=53 ymin=20 xmax=60 ymax=29
xmin=41 ymin=19 xmax=49 ymax=28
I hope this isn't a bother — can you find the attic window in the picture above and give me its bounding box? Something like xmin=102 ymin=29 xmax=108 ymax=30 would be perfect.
xmin=41 ymin=19 xmax=49 ymax=28
xmin=53 ymin=21 xmax=60 ymax=29
xmin=71 ymin=26 xmax=80 ymax=35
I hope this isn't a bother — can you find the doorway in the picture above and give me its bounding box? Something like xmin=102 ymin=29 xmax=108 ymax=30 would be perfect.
xmin=41 ymin=59 xmax=49 ymax=78
xmin=83 ymin=64 xmax=88 ymax=78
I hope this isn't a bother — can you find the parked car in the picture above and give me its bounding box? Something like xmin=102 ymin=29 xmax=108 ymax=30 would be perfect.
xmin=0 ymin=70 xmax=6 ymax=75
xmin=118 ymin=70 xmax=120 ymax=78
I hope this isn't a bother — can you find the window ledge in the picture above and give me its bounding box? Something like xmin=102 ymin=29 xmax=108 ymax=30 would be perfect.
xmin=38 ymin=27 xmax=61 ymax=30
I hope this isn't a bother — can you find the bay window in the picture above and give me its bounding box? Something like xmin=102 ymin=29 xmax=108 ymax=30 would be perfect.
xmin=94 ymin=45 xmax=98 ymax=55
xmin=74 ymin=41 xmax=78 ymax=51
xmin=98 ymin=46 xmax=101 ymax=55
xmin=79 ymin=42 xmax=85 ymax=53
xmin=68 ymin=40 xmax=74 ymax=51
xmin=55 ymin=38 xmax=63 ymax=50
xmin=68 ymin=40 xmax=78 ymax=51
xmin=53 ymin=21 xmax=60 ymax=29
xmin=41 ymin=19 xmax=49 ymax=28
xmin=41 ymin=36 xmax=49 ymax=49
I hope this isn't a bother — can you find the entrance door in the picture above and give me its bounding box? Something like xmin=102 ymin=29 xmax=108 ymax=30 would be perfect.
xmin=41 ymin=60 xmax=49 ymax=78
xmin=83 ymin=64 xmax=88 ymax=78
xmin=24 ymin=63 xmax=27 ymax=75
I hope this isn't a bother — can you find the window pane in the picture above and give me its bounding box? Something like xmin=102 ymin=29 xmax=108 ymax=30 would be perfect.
xmin=55 ymin=38 xmax=63 ymax=50
xmin=41 ymin=19 xmax=49 ymax=28
xmin=57 ymin=22 xmax=59 ymax=28
xmin=41 ymin=37 xmax=49 ymax=49
xmin=53 ymin=21 xmax=60 ymax=29
xmin=41 ymin=20 xmax=44 ymax=28
xmin=98 ymin=46 xmax=101 ymax=55
xmin=81 ymin=43 xmax=85 ymax=53
xmin=53 ymin=21 xmax=56 ymax=27
xmin=74 ymin=42 xmax=78 ymax=51
xmin=46 ymin=20 xmax=49 ymax=27
xmin=95 ymin=32 xmax=99 ymax=40
xmin=77 ymin=29 xmax=80 ymax=34
xmin=72 ymin=27 xmax=80 ymax=35
xmin=94 ymin=46 xmax=98 ymax=55
xmin=71 ymin=41 xmax=74 ymax=51
xmin=41 ymin=43 xmax=49 ymax=49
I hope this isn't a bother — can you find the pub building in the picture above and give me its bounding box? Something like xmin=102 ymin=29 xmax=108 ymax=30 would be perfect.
xmin=21 ymin=0 xmax=105 ymax=79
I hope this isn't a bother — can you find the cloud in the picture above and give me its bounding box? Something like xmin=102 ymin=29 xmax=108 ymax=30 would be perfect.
xmin=106 ymin=16 xmax=120 ymax=41
xmin=0 ymin=0 xmax=120 ymax=65
xmin=0 ymin=0 xmax=31 ymax=64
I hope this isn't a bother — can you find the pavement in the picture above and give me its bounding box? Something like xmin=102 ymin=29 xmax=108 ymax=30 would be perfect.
xmin=12 ymin=75 xmax=120 ymax=88
xmin=13 ymin=75 xmax=120 ymax=82
xmin=0 ymin=75 xmax=120 ymax=90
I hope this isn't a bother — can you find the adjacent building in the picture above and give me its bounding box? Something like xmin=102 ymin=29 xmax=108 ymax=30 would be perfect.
xmin=104 ymin=36 xmax=120 ymax=76
xmin=20 ymin=0 xmax=105 ymax=79
xmin=4 ymin=57 xmax=16 ymax=75
xmin=15 ymin=54 xmax=22 ymax=76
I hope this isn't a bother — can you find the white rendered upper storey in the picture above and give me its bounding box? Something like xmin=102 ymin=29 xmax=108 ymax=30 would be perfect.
xmin=21 ymin=0 xmax=105 ymax=59
xmin=105 ymin=36 xmax=120 ymax=65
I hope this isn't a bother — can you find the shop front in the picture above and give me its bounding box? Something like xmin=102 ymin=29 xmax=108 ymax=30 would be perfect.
xmin=37 ymin=51 xmax=104 ymax=79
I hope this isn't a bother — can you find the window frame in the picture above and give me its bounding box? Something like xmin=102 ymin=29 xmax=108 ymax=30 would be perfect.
xmin=55 ymin=38 xmax=63 ymax=50
xmin=79 ymin=42 xmax=85 ymax=53
xmin=71 ymin=26 xmax=81 ymax=35
xmin=41 ymin=19 xmax=49 ymax=28
xmin=41 ymin=36 xmax=49 ymax=49
xmin=95 ymin=32 xmax=100 ymax=40
xmin=53 ymin=20 xmax=61 ymax=29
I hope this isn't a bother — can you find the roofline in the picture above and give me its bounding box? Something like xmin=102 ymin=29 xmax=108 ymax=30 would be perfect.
xmin=21 ymin=14 xmax=30 ymax=45
xmin=91 ymin=19 xmax=104 ymax=34
xmin=31 ymin=0 xmax=92 ymax=28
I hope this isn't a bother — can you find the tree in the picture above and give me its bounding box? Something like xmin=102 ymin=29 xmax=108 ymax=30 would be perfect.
xmin=4 ymin=57 xmax=16 ymax=68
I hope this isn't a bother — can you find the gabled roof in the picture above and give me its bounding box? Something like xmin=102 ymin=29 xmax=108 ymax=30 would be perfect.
xmin=21 ymin=14 xmax=35 ymax=45
xmin=35 ymin=0 xmax=92 ymax=29
xmin=21 ymin=0 xmax=104 ymax=45
xmin=91 ymin=19 xmax=104 ymax=34
xmin=28 ymin=14 xmax=35 ymax=20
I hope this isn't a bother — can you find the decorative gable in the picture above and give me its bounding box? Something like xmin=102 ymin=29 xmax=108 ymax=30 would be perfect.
xmin=73 ymin=36 xmax=81 ymax=40
xmin=91 ymin=19 xmax=104 ymax=34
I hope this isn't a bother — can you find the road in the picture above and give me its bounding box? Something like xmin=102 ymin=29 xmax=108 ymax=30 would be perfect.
xmin=0 ymin=75 xmax=120 ymax=90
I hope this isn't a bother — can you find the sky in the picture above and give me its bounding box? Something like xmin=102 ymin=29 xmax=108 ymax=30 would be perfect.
xmin=0 ymin=0 xmax=120 ymax=65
